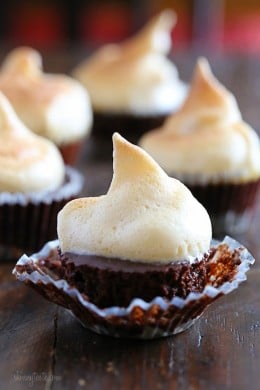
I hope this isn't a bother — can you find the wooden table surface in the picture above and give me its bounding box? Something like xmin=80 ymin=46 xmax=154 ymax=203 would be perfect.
xmin=0 ymin=52 xmax=259 ymax=390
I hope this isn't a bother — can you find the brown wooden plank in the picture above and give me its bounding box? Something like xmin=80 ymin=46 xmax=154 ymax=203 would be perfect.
xmin=0 ymin=51 xmax=259 ymax=390
xmin=0 ymin=263 xmax=58 ymax=390
xmin=50 ymin=270 xmax=259 ymax=390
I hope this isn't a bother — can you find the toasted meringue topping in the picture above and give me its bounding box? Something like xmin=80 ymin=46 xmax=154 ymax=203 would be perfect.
xmin=1 ymin=47 xmax=43 ymax=77
xmin=73 ymin=10 xmax=187 ymax=115
xmin=0 ymin=47 xmax=92 ymax=145
xmin=58 ymin=133 xmax=211 ymax=263
xmin=0 ymin=92 xmax=65 ymax=193
xmin=140 ymin=58 xmax=260 ymax=182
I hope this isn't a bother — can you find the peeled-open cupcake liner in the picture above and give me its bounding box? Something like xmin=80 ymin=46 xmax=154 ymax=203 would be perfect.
xmin=0 ymin=167 xmax=83 ymax=261
xmin=13 ymin=236 xmax=254 ymax=339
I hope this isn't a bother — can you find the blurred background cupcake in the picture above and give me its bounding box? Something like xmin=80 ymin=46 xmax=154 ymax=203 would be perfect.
xmin=0 ymin=47 xmax=92 ymax=165
xmin=0 ymin=92 xmax=83 ymax=260
xmin=72 ymin=9 xmax=187 ymax=152
xmin=139 ymin=58 xmax=260 ymax=237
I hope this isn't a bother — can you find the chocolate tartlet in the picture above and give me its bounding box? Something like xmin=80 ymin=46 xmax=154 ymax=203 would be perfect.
xmin=13 ymin=134 xmax=254 ymax=338
xmin=72 ymin=10 xmax=187 ymax=149
xmin=139 ymin=58 xmax=260 ymax=236
xmin=0 ymin=47 xmax=92 ymax=164
xmin=13 ymin=236 xmax=253 ymax=339
xmin=0 ymin=92 xmax=83 ymax=259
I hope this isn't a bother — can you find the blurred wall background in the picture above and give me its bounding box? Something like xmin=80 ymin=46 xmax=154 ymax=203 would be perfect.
xmin=0 ymin=0 xmax=260 ymax=54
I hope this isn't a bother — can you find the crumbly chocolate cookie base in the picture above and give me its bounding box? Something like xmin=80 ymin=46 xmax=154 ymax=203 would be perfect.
xmin=25 ymin=245 xmax=239 ymax=309
xmin=14 ymin=240 xmax=247 ymax=338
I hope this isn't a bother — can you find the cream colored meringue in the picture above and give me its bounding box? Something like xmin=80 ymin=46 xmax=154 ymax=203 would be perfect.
xmin=58 ymin=133 xmax=211 ymax=263
xmin=73 ymin=10 xmax=187 ymax=115
xmin=0 ymin=47 xmax=92 ymax=145
xmin=139 ymin=58 xmax=260 ymax=182
xmin=0 ymin=92 xmax=65 ymax=193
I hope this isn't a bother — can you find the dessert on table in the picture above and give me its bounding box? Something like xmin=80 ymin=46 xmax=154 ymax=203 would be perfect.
xmin=0 ymin=47 xmax=93 ymax=164
xmin=0 ymin=92 xmax=83 ymax=260
xmin=13 ymin=133 xmax=254 ymax=338
xmin=72 ymin=10 xmax=187 ymax=143
xmin=139 ymin=58 xmax=260 ymax=236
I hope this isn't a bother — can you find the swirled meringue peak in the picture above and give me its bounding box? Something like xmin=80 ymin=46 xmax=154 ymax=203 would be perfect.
xmin=58 ymin=133 xmax=211 ymax=263
xmin=140 ymin=58 xmax=260 ymax=182
xmin=0 ymin=92 xmax=65 ymax=193
xmin=0 ymin=47 xmax=92 ymax=145
xmin=73 ymin=10 xmax=187 ymax=115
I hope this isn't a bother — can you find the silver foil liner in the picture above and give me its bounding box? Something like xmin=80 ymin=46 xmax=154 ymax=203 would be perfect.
xmin=13 ymin=236 xmax=255 ymax=339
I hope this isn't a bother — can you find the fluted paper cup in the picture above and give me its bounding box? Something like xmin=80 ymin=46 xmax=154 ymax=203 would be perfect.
xmin=13 ymin=236 xmax=254 ymax=339
xmin=0 ymin=167 xmax=83 ymax=261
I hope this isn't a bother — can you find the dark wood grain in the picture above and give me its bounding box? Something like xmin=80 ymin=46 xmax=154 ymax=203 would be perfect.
xmin=0 ymin=53 xmax=259 ymax=390
xmin=0 ymin=264 xmax=259 ymax=390
xmin=0 ymin=264 xmax=58 ymax=390
xmin=52 ymin=269 xmax=260 ymax=390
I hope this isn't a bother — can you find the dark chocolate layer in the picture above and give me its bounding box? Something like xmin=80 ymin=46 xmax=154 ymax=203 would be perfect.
xmin=56 ymin=251 xmax=211 ymax=308
xmin=14 ymin=242 xmax=243 ymax=337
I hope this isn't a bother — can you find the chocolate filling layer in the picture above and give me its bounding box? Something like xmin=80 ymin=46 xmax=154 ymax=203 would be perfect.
xmin=50 ymin=251 xmax=211 ymax=308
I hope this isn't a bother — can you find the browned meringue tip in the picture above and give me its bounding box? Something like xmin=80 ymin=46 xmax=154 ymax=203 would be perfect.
xmin=1 ymin=46 xmax=42 ymax=76
xmin=153 ymin=9 xmax=177 ymax=30
xmin=13 ymin=237 xmax=254 ymax=339
xmin=121 ymin=8 xmax=177 ymax=56
xmin=192 ymin=56 xmax=232 ymax=98
xmin=196 ymin=57 xmax=211 ymax=74
xmin=191 ymin=57 xmax=220 ymax=94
